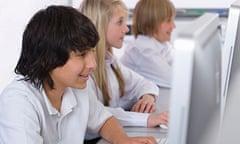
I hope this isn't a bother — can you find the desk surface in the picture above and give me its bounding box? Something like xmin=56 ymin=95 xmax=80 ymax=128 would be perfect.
xmin=97 ymin=88 xmax=170 ymax=144
xmin=124 ymin=126 xmax=168 ymax=138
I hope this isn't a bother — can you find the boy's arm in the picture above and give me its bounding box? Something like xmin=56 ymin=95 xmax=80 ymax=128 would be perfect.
xmin=99 ymin=116 xmax=157 ymax=144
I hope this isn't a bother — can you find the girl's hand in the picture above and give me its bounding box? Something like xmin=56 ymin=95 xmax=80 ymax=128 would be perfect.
xmin=131 ymin=94 xmax=156 ymax=113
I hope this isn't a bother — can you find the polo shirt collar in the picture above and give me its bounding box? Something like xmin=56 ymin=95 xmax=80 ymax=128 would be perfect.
xmin=41 ymin=87 xmax=77 ymax=115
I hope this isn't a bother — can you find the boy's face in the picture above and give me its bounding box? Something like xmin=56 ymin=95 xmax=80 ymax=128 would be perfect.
xmin=154 ymin=17 xmax=176 ymax=43
xmin=50 ymin=49 xmax=96 ymax=90
xmin=106 ymin=6 xmax=129 ymax=49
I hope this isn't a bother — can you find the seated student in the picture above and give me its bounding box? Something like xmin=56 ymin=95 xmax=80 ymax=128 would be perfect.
xmin=0 ymin=5 xmax=157 ymax=144
xmin=79 ymin=0 xmax=168 ymax=140
xmin=121 ymin=0 xmax=176 ymax=88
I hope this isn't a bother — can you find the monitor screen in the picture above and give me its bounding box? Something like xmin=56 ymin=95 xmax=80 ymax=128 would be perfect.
xmin=168 ymin=13 xmax=222 ymax=144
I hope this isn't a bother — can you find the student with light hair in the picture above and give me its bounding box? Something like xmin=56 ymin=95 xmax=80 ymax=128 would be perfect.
xmin=121 ymin=0 xmax=176 ymax=88
xmin=79 ymin=0 xmax=169 ymax=142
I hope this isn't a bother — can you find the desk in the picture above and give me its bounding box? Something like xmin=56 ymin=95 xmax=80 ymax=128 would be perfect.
xmin=97 ymin=88 xmax=170 ymax=144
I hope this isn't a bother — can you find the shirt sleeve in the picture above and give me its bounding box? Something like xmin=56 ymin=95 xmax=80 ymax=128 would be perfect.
xmin=121 ymin=38 xmax=173 ymax=88
xmin=105 ymin=107 xmax=150 ymax=127
xmin=0 ymin=88 xmax=43 ymax=144
xmin=116 ymin=59 xmax=159 ymax=101
xmin=87 ymin=83 xmax=113 ymax=134
xmin=86 ymin=76 xmax=150 ymax=128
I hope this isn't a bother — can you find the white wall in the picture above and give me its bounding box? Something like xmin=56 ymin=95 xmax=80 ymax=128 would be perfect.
xmin=172 ymin=0 xmax=235 ymax=8
xmin=123 ymin=0 xmax=235 ymax=9
xmin=71 ymin=0 xmax=82 ymax=8
xmin=0 ymin=0 xmax=71 ymax=92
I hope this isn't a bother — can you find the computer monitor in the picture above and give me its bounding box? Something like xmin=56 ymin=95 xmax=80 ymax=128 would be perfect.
xmin=222 ymin=0 xmax=240 ymax=113
xmin=168 ymin=13 xmax=222 ymax=144
xmin=219 ymin=1 xmax=240 ymax=142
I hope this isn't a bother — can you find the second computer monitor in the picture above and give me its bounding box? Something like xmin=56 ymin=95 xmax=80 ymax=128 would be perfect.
xmin=219 ymin=0 xmax=240 ymax=143
xmin=168 ymin=13 xmax=222 ymax=144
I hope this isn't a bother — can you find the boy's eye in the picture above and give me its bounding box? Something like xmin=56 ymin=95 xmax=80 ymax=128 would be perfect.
xmin=78 ymin=49 xmax=95 ymax=57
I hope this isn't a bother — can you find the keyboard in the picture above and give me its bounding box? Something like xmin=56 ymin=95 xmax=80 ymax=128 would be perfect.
xmin=156 ymin=137 xmax=168 ymax=144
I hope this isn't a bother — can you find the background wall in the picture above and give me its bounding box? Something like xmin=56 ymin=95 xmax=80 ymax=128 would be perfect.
xmin=122 ymin=0 xmax=236 ymax=9
xmin=172 ymin=0 xmax=235 ymax=8
xmin=0 ymin=0 xmax=71 ymax=92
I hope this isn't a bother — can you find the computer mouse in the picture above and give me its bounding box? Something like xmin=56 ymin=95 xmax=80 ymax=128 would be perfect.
xmin=159 ymin=124 xmax=168 ymax=129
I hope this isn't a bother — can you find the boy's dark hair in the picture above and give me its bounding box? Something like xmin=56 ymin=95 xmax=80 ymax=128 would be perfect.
xmin=15 ymin=5 xmax=99 ymax=89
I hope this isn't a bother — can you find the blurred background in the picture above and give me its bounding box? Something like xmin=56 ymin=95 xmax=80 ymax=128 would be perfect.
xmin=0 ymin=0 xmax=235 ymax=92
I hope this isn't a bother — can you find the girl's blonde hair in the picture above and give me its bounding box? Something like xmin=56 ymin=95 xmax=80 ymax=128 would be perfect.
xmin=132 ymin=0 xmax=176 ymax=37
xmin=79 ymin=0 xmax=128 ymax=105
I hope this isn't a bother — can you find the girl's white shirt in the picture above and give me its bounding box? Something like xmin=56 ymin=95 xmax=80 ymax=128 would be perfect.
xmin=0 ymin=75 xmax=112 ymax=144
xmin=121 ymin=35 xmax=174 ymax=88
xmin=88 ymin=52 xmax=159 ymax=127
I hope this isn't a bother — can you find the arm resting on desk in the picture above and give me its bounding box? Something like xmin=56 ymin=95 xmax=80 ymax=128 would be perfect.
xmin=99 ymin=116 xmax=157 ymax=144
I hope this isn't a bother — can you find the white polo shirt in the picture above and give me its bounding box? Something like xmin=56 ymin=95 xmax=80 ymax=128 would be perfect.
xmin=0 ymin=75 xmax=112 ymax=144
xmin=88 ymin=52 xmax=159 ymax=127
xmin=121 ymin=35 xmax=174 ymax=88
